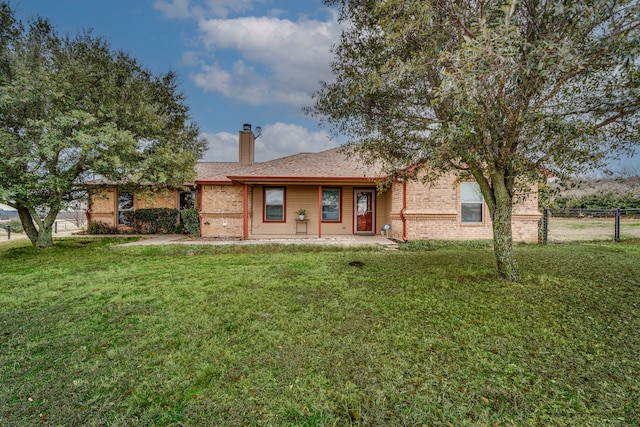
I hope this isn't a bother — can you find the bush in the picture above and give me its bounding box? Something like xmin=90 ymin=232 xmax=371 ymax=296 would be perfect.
xmin=180 ymin=208 xmax=200 ymax=235
xmin=552 ymin=192 xmax=640 ymax=210
xmin=87 ymin=221 xmax=117 ymax=234
xmin=542 ymin=176 xmax=640 ymax=210
xmin=0 ymin=218 xmax=24 ymax=233
xmin=132 ymin=208 xmax=179 ymax=234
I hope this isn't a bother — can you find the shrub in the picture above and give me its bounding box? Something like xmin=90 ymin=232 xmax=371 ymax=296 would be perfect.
xmin=180 ymin=208 xmax=200 ymax=235
xmin=132 ymin=208 xmax=179 ymax=234
xmin=87 ymin=221 xmax=117 ymax=234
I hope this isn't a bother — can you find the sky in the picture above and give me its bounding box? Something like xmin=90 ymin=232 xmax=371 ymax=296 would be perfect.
xmin=6 ymin=0 xmax=639 ymax=173
xmin=10 ymin=0 xmax=343 ymax=164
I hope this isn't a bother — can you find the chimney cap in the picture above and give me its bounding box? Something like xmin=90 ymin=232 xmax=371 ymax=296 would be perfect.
xmin=242 ymin=123 xmax=252 ymax=131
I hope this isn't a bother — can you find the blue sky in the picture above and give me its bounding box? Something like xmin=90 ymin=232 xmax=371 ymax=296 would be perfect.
xmin=8 ymin=0 xmax=639 ymax=172
xmin=10 ymin=0 xmax=342 ymax=163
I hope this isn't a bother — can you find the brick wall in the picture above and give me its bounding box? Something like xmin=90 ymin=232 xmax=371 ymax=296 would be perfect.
xmin=199 ymin=184 xmax=246 ymax=237
xmin=387 ymin=172 xmax=541 ymax=242
xmin=87 ymin=187 xmax=181 ymax=230
xmin=135 ymin=190 xmax=178 ymax=209
xmin=87 ymin=188 xmax=117 ymax=226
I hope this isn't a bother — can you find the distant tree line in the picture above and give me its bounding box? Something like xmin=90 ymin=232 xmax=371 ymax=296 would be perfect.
xmin=541 ymin=175 xmax=640 ymax=210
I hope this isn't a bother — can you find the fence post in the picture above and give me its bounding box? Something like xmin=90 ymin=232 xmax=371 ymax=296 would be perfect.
xmin=54 ymin=221 xmax=58 ymax=234
xmin=7 ymin=225 xmax=10 ymax=240
xmin=543 ymin=208 xmax=549 ymax=243
xmin=615 ymin=208 xmax=621 ymax=242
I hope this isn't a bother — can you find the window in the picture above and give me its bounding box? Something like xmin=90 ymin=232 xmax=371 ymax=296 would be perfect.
xmin=264 ymin=188 xmax=285 ymax=221
xmin=322 ymin=188 xmax=341 ymax=221
xmin=117 ymin=191 xmax=134 ymax=225
xmin=179 ymin=191 xmax=195 ymax=210
xmin=461 ymin=182 xmax=483 ymax=223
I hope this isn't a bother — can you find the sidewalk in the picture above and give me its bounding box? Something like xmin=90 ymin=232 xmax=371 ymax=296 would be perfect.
xmin=2 ymin=232 xmax=399 ymax=249
xmin=116 ymin=234 xmax=398 ymax=248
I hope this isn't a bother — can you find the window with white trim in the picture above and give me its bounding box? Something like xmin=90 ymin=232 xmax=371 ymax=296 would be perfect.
xmin=322 ymin=188 xmax=341 ymax=221
xmin=264 ymin=188 xmax=285 ymax=221
xmin=461 ymin=182 xmax=483 ymax=223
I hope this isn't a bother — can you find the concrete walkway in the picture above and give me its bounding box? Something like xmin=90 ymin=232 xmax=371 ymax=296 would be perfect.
xmin=117 ymin=234 xmax=398 ymax=248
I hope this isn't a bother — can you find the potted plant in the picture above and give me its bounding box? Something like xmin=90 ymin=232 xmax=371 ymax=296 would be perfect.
xmin=295 ymin=209 xmax=306 ymax=220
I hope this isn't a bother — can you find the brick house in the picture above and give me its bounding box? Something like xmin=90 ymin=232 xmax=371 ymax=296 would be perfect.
xmin=87 ymin=124 xmax=541 ymax=241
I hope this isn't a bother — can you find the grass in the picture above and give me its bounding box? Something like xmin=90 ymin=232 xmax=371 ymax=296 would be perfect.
xmin=1 ymin=238 xmax=639 ymax=426
xmin=548 ymin=217 xmax=640 ymax=241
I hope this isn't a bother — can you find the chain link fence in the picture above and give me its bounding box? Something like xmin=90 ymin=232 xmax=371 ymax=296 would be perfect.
xmin=540 ymin=208 xmax=640 ymax=243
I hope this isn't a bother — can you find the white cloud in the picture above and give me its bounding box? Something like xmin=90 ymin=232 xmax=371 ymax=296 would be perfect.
xmin=201 ymin=123 xmax=338 ymax=162
xmin=200 ymin=131 xmax=238 ymax=162
xmin=156 ymin=2 xmax=341 ymax=107
xmin=154 ymin=0 xmax=261 ymax=19
xmin=191 ymin=61 xmax=273 ymax=105
xmin=192 ymin=14 xmax=340 ymax=106
xmin=154 ymin=0 xmax=192 ymax=19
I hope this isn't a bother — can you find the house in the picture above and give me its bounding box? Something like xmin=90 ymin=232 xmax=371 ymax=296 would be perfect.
xmin=86 ymin=124 xmax=541 ymax=241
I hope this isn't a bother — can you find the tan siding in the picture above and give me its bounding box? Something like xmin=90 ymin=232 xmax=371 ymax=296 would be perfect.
xmin=376 ymin=189 xmax=392 ymax=234
xmin=252 ymin=185 xmax=314 ymax=236
xmin=250 ymin=185 xmax=364 ymax=236
xmin=321 ymin=186 xmax=354 ymax=235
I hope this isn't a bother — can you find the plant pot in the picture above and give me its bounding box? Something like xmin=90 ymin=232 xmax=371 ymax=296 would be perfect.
xmin=298 ymin=215 xmax=305 ymax=220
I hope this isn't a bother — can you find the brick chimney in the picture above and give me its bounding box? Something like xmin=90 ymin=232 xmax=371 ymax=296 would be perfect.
xmin=239 ymin=123 xmax=255 ymax=166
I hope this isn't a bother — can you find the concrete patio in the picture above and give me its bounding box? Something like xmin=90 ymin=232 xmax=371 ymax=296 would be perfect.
xmin=116 ymin=234 xmax=399 ymax=248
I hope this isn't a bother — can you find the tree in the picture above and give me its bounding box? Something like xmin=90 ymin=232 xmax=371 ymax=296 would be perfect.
xmin=0 ymin=3 xmax=207 ymax=247
xmin=310 ymin=0 xmax=640 ymax=281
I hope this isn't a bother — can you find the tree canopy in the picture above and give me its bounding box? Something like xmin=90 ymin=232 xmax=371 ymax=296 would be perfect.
xmin=310 ymin=0 xmax=640 ymax=280
xmin=0 ymin=3 xmax=207 ymax=247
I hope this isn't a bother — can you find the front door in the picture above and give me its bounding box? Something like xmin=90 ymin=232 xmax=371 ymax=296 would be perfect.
xmin=355 ymin=189 xmax=375 ymax=234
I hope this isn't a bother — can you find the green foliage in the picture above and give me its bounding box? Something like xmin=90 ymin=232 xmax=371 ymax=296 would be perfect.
xmin=0 ymin=239 xmax=639 ymax=425
xmin=87 ymin=221 xmax=117 ymax=234
xmin=180 ymin=208 xmax=200 ymax=235
xmin=543 ymin=176 xmax=640 ymax=210
xmin=311 ymin=0 xmax=640 ymax=280
xmin=132 ymin=208 xmax=179 ymax=234
xmin=538 ymin=181 xmax=559 ymax=210
xmin=553 ymin=192 xmax=640 ymax=210
xmin=0 ymin=3 xmax=206 ymax=248
xmin=0 ymin=218 xmax=23 ymax=233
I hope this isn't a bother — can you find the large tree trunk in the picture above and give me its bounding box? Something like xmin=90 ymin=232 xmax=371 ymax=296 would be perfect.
xmin=16 ymin=204 xmax=56 ymax=248
xmin=489 ymin=189 xmax=520 ymax=282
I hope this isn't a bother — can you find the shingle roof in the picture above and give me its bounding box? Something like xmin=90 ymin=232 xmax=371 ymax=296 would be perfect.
xmin=87 ymin=148 xmax=383 ymax=186
xmin=195 ymin=162 xmax=247 ymax=183
xmin=222 ymin=147 xmax=381 ymax=182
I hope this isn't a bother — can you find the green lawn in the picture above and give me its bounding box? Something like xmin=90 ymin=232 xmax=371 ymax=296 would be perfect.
xmin=1 ymin=238 xmax=639 ymax=426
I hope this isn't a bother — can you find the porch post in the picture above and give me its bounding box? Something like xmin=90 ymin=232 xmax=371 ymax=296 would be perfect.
xmin=243 ymin=184 xmax=249 ymax=239
xmin=318 ymin=185 xmax=322 ymax=238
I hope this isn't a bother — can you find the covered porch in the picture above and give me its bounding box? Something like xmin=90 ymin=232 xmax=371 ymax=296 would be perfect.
xmin=228 ymin=179 xmax=392 ymax=240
